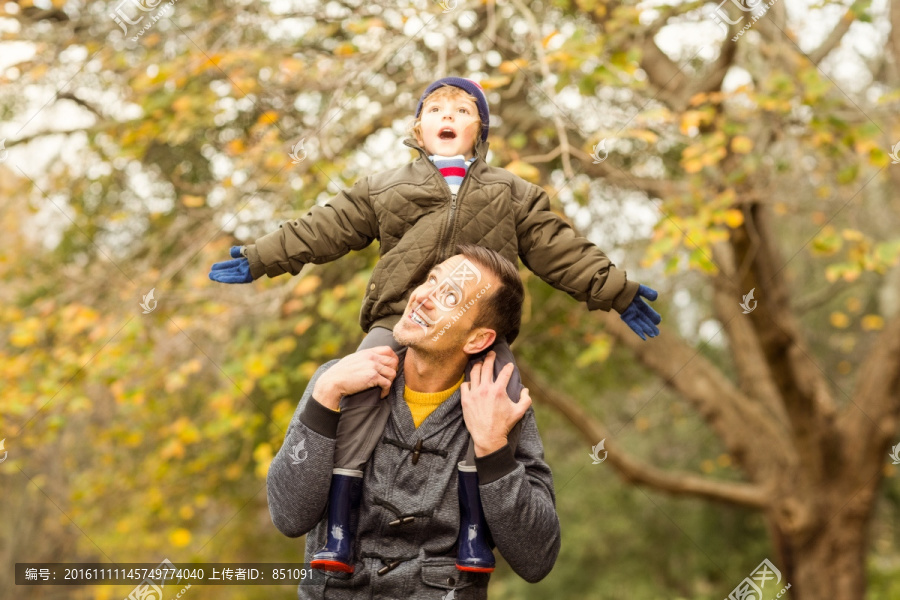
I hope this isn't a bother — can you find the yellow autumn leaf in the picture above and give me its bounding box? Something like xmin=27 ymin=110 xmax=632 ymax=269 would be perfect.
xmin=257 ymin=110 xmax=279 ymax=126
xmin=181 ymin=195 xmax=205 ymax=208
xmin=682 ymin=158 xmax=704 ymax=174
xmin=829 ymin=312 xmax=850 ymax=328
xmin=842 ymin=229 xmax=864 ymax=241
xmin=478 ymin=76 xmax=511 ymax=90
xmin=245 ymin=355 xmax=269 ymax=379
xmin=627 ymin=129 xmax=658 ymax=144
xmin=172 ymin=96 xmax=191 ymax=113
xmin=688 ymin=92 xmax=708 ymax=107
xmin=226 ymin=138 xmax=245 ymax=155
xmin=541 ymin=31 xmax=558 ymax=48
xmin=504 ymin=160 xmax=540 ymax=183
xmin=679 ymin=111 xmax=703 ymax=135
xmin=498 ymin=59 xmax=528 ymax=74
xmin=293 ymin=275 xmax=321 ymax=296
xmin=293 ymin=316 xmax=314 ymax=336
xmin=861 ymin=314 xmax=885 ymax=331
xmin=160 ymin=439 xmax=185 ymax=459
xmin=333 ymin=43 xmax=356 ymax=56
xmin=730 ymin=135 xmax=753 ymax=154
xmin=723 ymin=209 xmax=744 ymax=228
xmin=10 ymin=317 xmax=40 ymax=347
xmin=170 ymin=528 xmax=192 ymax=547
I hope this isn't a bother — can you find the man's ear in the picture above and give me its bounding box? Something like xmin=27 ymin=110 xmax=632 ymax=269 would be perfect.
xmin=463 ymin=327 xmax=496 ymax=356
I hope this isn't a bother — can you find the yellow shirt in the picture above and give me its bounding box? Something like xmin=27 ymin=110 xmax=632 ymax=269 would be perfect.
xmin=404 ymin=374 xmax=465 ymax=428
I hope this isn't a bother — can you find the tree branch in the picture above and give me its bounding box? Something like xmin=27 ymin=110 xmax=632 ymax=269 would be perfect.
xmin=633 ymin=2 xmax=737 ymax=111
xmin=593 ymin=310 xmax=797 ymax=481
xmin=519 ymin=364 xmax=770 ymax=508
xmin=509 ymin=0 xmax=575 ymax=179
xmin=889 ymin=0 xmax=900 ymax=85
xmin=567 ymin=142 xmax=689 ymax=200
xmin=709 ymin=240 xmax=793 ymax=428
xmin=840 ymin=312 xmax=900 ymax=462
xmin=57 ymin=92 xmax=104 ymax=120
xmin=807 ymin=1 xmax=866 ymax=66
xmin=727 ymin=201 xmax=839 ymax=477
xmin=5 ymin=120 xmax=135 ymax=148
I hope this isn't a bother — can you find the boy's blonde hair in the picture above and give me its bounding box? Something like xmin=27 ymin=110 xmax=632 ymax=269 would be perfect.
xmin=408 ymin=85 xmax=483 ymax=150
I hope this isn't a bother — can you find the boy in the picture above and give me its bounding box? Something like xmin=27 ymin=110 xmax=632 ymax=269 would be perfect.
xmin=209 ymin=77 xmax=661 ymax=574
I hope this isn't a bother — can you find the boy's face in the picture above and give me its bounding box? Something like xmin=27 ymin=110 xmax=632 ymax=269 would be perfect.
xmin=417 ymin=93 xmax=481 ymax=159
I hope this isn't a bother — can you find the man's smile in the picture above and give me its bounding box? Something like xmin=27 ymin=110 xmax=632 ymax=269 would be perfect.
xmin=409 ymin=308 xmax=430 ymax=330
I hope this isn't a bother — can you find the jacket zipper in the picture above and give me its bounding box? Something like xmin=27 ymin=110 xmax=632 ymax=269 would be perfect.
xmin=407 ymin=139 xmax=478 ymax=260
xmin=440 ymin=160 xmax=474 ymax=260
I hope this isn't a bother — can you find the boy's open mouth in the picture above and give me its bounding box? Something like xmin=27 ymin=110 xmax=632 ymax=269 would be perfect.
xmin=439 ymin=128 xmax=456 ymax=140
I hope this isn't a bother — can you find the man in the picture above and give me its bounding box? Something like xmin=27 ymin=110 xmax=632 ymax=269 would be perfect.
xmin=267 ymin=245 xmax=561 ymax=598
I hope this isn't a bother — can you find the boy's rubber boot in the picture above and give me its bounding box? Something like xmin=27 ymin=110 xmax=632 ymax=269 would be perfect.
xmin=455 ymin=463 xmax=495 ymax=573
xmin=310 ymin=470 xmax=364 ymax=573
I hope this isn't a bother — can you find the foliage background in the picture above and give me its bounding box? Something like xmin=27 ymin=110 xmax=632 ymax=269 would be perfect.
xmin=2 ymin=0 xmax=900 ymax=598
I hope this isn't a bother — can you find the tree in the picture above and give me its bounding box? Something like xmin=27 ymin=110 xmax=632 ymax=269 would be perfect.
xmin=2 ymin=0 xmax=899 ymax=598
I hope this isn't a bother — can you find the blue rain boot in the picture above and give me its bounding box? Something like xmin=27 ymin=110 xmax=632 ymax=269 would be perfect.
xmin=456 ymin=463 xmax=495 ymax=573
xmin=310 ymin=469 xmax=364 ymax=573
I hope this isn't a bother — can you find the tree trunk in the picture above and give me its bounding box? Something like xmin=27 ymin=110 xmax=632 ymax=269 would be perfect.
xmin=778 ymin=511 xmax=867 ymax=599
xmin=768 ymin=478 xmax=878 ymax=600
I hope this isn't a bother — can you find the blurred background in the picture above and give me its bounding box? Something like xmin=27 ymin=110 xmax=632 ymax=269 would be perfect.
xmin=2 ymin=0 xmax=900 ymax=598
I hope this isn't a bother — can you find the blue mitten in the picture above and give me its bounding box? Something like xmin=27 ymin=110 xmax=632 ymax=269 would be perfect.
xmin=209 ymin=246 xmax=253 ymax=284
xmin=619 ymin=284 xmax=661 ymax=340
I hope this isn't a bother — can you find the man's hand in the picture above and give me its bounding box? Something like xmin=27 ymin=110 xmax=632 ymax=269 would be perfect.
xmin=461 ymin=351 xmax=532 ymax=458
xmin=312 ymin=347 xmax=399 ymax=410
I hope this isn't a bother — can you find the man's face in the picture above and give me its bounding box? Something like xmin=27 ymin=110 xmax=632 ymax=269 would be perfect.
xmin=393 ymin=255 xmax=496 ymax=354
xmin=417 ymin=94 xmax=481 ymax=159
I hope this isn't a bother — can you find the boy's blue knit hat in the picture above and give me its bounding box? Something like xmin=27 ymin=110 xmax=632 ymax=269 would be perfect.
xmin=414 ymin=77 xmax=490 ymax=142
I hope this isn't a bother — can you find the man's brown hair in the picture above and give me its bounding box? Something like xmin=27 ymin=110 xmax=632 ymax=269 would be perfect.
xmin=456 ymin=244 xmax=524 ymax=344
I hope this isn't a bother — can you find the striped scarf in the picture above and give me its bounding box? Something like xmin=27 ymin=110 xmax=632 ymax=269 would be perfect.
xmin=429 ymin=154 xmax=475 ymax=196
